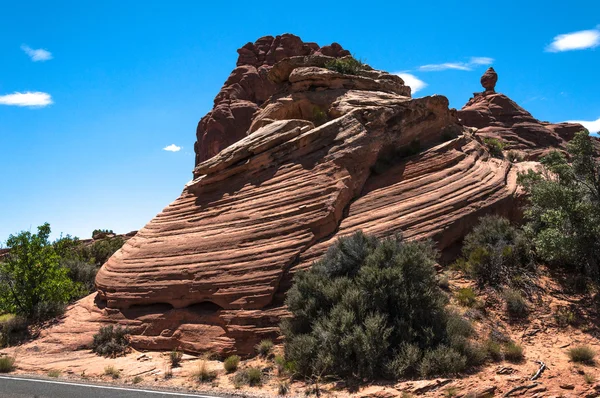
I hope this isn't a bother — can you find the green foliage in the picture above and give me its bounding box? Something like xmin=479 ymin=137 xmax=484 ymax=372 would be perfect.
xmin=170 ymin=349 xmax=183 ymax=367
xmin=193 ymin=360 xmax=216 ymax=383
xmin=518 ymin=131 xmax=600 ymax=282
xmin=483 ymin=137 xmax=506 ymax=158
xmin=0 ymin=356 xmax=15 ymax=373
xmin=437 ymin=272 xmax=450 ymax=290
xmin=324 ymin=57 xmax=365 ymax=75
xmin=0 ymin=314 xmax=28 ymax=347
xmin=92 ymin=229 xmax=114 ymax=239
xmin=311 ymin=106 xmax=328 ymax=126
xmin=282 ymin=231 xmax=478 ymax=381
xmin=0 ymin=223 xmax=78 ymax=319
xmin=506 ymin=150 xmax=524 ymax=163
xmin=455 ymin=287 xmax=478 ymax=307
xmin=504 ymin=289 xmax=528 ymax=319
xmin=132 ymin=375 xmax=143 ymax=384
xmin=461 ymin=216 xmax=533 ymax=287
xmin=223 ymin=355 xmax=240 ymax=373
xmin=103 ymin=365 xmax=120 ymax=379
xmin=568 ymin=346 xmax=596 ymax=364
xmin=503 ymin=342 xmax=524 ymax=362
xmin=92 ymin=325 xmax=130 ymax=357
xmin=233 ymin=367 xmax=263 ymax=387
xmin=256 ymin=339 xmax=274 ymax=357
xmin=554 ymin=306 xmax=577 ymax=327
xmin=483 ymin=339 xmax=503 ymax=361
xmin=47 ymin=369 xmax=60 ymax=378
xmin=419 ymin=346 xmax=466 ymax=377
xmin=274 ymin=354 xmax=286 ymax=375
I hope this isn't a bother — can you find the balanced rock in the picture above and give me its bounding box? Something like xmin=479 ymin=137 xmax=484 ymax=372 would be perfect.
xmin=480 ymin=67 xmax=498 ymax=92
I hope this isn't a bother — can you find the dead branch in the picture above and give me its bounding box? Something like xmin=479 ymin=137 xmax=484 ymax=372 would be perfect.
xmin=531 ymin=360 xmax=546 ymax=381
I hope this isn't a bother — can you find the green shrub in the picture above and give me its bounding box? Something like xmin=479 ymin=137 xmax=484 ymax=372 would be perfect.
xmin=438 ymin=272 xmax=450 ymax=290
xmin=554 ymin=306 xmax=576 ymax=327
xmin=0 ymin=314 xmax=28 ymax=347
xmin=484 ymin=339 xmax=503 ymax=361
xmin=170 ymin=349 xmax=183 ymax=367
xmin=193 ymin=360 xmax=216 ymax=382
xmin=461 ymin=216 xmax=533 ymax=287
xmin=47 ymin=369 xmax=60 ymax=378
xmin=567 ymin=346 xmax=596 ymax=364
xmin=92 ymin=325 xmax=130 ymax=357
xmin=504 ymin=289 xmax=528 ymax=319
xmin=419 ymin=346 xmax=466 ymax=377
xmin=132 ymin=375 xmax=143 ymax=384
xmin=103 ymin=365 xmax=120 ymax=379
xmin=255 ymin=339 xmax=273 ymax=357
xmin=503 ymin=342 xmax=524 ymax=362
xmin=232 ymin=367 xmax=263 ymax=387
xmin=506 ymin=150 xmax=524 ymax=163
xmin=455 ymin=287 xmax=478 ymax=307
xmin=223 ymin=355 xmax=240 ymax=373
xmin=0 ymin=356 xmax=15 ymax=373
xmin=387 ymin=343 xmax=423 ymax=378
xmin=282 ymin=232 xmax=478 ymax=381
xmin=483 ymin=137 xmax=506 ymax=158
xmin=274 ymin=354 xmax=285 ymax=375
xmin=324 ymin=57 xmax=365 ymax=75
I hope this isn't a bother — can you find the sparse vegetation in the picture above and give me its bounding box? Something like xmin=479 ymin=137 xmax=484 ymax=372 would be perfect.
xmin=456 ymin=287 xmax=478 ymax=307
xmin=506 ymin=150 xmax=524 ymax=163
xmin=0 ymin=356 xmax=16 ymax=373
xmin=282 ymin=231 xmax=480 ymax=381
xmin=193 ymin=360 xmax=216 ymax=383
xmin=503 ymin=342 xmax=524 ymax=362
xmin=132 ymin=375 xmax=143 ymax=384
xmin=0 ymin=314 xmax=28 ymax=347
xmin=169 ymin=348 xmax=183 ymax=367
xmin=47 ymin=369 xmax=60 ymax=378
xmin=437 ymin=272 xmax=450 ymax=290
xmin=483 ymin=137 xmax=506 ymax=158
xmin=232 ymin=367 xmax=263 ymax=387
xmin=504 ymin=289 xmax=528 ymax=319
xmin=274 ymin=354 xmax=286 ymax=375
xmin=223 ymin=355 xmax=240 ymax=373
xmin=554 ymin=306 xmax=577 ymax=327
xmin=584 ymin=372 xmax=596 ymax=384
xmin=278 ymin=380 xmax=290 ymax=396
xmin=484 ymin=339 xmax=503 ymax=361
xmin=255 ymin=339 xmax=274 ymax=357
xmin=104 ymin=365 xmax=120 ymax=379
xmin=92 ymin=325 xmax=130 ymax=357
xmin=444 ymin=387 xmax=459 ymax=397
xmin=324 ymin=56 xmax=366 ymax=75
xmin=568 ymin=346 xmax=596 ymax=364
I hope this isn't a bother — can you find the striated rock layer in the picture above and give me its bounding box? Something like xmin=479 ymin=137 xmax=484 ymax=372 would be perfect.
xmin=82 ymin=36 xmax=587 ymax=357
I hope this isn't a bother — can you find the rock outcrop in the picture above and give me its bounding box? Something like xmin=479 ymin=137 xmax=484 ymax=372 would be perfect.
xmin=44 ymin=35 xmax=583 ymax=358
xmin=194 ymin=34 xmax=350 ymax=165
xmin=458 ymin=68 xmax=584 ymax=159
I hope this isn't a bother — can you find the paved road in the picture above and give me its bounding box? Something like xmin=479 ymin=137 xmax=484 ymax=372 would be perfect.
xmin=0 ymin=375 xmax=226 ymax=398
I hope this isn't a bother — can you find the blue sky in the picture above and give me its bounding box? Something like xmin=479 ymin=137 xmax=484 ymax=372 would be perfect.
xmin=1 ymin=0 xmax=599 ymax=242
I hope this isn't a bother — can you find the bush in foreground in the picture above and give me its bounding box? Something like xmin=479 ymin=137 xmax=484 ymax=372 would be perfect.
xmin=282 ymin=231 xmax=480 ymax=381
xmin=223 ymin=355 xmax=240 ymax=373
xmin=568 ymin=346 xmax=596 ymax=364
xmin=255 ymin=339 xmax=273 ymax=357
xmin=92 ymin=325 xmax=130 ymax=357
xmin=170 ymin=349 xmax=183 ymax=367
xmin=0 ymin=356 xmax=15 ymax=373
xmin=233 ymin=367 xmax=263 ymax=387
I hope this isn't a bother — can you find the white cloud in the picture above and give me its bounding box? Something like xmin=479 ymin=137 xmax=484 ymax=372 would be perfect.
xmin=547 ymin=28 xmax=600 ymax=52
xmin=0 ymin=92 xmax=53 ymax=107
xmin=418 ymin=57 xmax=494 ymax=72
xmin=566 ymin=117 xmax=600 ymax=134
xmin=21 ymin=44 xmax=53 ymax=61
xmin=163 ymin=144 xmax=181 ymax=152
xmin=395 ymin=73 xmax=427 ymax=94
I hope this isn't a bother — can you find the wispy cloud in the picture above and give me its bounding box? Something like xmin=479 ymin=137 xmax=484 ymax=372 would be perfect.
xmin=394 ymin=73 xmax=427 ymax=94
xmin=418 ymin=56 xmax=494 ymax=72
xmin=163 ymin=144 xmax=181 ymax=152
xmin=566 ymin=117 xmax=600 ymax=134
xmin=0 ymin=92 xmax=53 ymax=107
xmin=21 ymin=44 xmax=53 ymax=62
xmin=546 ymin=28 xmax=600 ymax=52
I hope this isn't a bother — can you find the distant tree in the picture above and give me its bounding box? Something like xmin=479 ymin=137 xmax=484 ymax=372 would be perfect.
xmin=0 ymin=223 xmax=78 ymax=319
xmin=518 ymin=130 xmax=600 ymax=281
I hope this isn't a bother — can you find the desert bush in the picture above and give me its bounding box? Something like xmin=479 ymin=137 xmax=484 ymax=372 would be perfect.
xmin=92 ymin=325 xmax=130 ymax=357
xmin=170 ymin=349 xmax=183 ymax=367
xmin=256 ymin=339 xmax=273 ymax=357
xmin=455 ymin=287 xmax=478 ymax=307
xmin=193 ymin=360 xmax=217 ymax=382
xmin=438 ymin=272 xmax=450 ymax=290
xmin=387 ymin=343 xmax=423 ymax=378
xmin=461 ymin=216 xmax=533 ymax=287
xmin=568 ymin=346 xmax=596 ymax=364
xmin=232 ymin=367 xmax=263 ymax=387
xmin=132 ymin=375 xmax=143 ymax=384
xmin=0 ymin=356 xmax=15 ymax=373
xmin=103 ymin=365 xmax=120 ymax=379
xmin=274 ymin=354 xmax=285 ymax=375
xmin=506 ymin=150 xmax=524 ymax=163
xmin=278 ymin=380 xmax=290 ymax=396
xmin=585 ymin=372 xmax=596 ymax=384
xmin=504 ymin=289 xmax=528 ymax=319
xmin=518 ymin=131 xmax=600 ymax=282
xmin=282 ymin=232 xmax=479 ymax=381
xmin=0 ymin=314 xmax=28 ymax=347
xmin=483 ymin=137 xmax=506 ymax=158
xmin=503 ymin=342 xmax=524 ymax=362
xmin=554 ymin=306 xmax=576 ymax=327
xmin=47 ymin=369 xmax=60 ymax=378
xmin=419 ymin=346 xmax=466 ymax=377
xmin=484 ymin=339 xmax=503 ymax=361
xmin=324 ymin=57 xmax=365 ymax=75
xmin=223 ymin=355 xmax=240 ymax=373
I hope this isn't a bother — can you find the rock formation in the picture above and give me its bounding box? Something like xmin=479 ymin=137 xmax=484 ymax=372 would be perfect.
xmin=458 ymin=68 xmax=583 ymax=159
xmin=40 ymin=35 xmax=585 ymax=358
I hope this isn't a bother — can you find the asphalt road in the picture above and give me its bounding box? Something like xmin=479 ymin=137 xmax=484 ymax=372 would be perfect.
xmin=0 ymin=375 xmax=226 ymax=398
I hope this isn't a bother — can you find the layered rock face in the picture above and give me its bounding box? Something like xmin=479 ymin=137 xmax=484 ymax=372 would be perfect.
xmin=90 ymin=38 xmax=584 ymax=356
xmin=458 ymin=69 xmax=583 ymax=159
xmin=194 ymin=34 xmax=350 ymax=165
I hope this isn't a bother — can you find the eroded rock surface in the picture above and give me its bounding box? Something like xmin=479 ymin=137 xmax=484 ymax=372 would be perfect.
xmin=44 ymin=36 xmax=585 ymax=357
